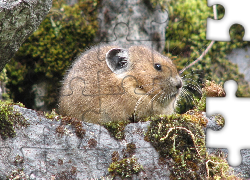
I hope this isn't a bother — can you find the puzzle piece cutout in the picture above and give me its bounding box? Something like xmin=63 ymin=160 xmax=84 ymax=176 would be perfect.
xmin=206 ymin=80 xmax=250 ymax=166
xmin=206 ymin=0 xmax=250 ymax=41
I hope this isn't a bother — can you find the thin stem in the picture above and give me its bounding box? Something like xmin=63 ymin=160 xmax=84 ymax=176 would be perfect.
xmin=179 ymin=5 xmax=217 ymax=74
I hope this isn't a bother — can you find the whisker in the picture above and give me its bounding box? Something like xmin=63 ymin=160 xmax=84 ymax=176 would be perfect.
xmin=134 ymin=86 xmax=161 ymax=113
xmin=180 ymin=88 xmax=194 ymax=105
xmin=144 ymin=90 xmax=163 ymax=111
xmin=182 ymin=78 xmax=202 ymax=95
xmin=134 ymin=94 xmax=149 ymax=113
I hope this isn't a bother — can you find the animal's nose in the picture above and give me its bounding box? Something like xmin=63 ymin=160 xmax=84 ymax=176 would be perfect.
xmin=176 ymin=79 xmax=182 ymax=89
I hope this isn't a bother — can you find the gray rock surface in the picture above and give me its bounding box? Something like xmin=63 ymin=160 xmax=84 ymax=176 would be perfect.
xmin=1 ymin=106 xmax=249 ymax=179
xmin=227 ymin=47 xmax=250 ymax=85
xmin=0 ymin=106 xmax=170 ymax=179
xmin=96 ymin=0 xmax=168 ymax=53
xmin=0 ymin=0 xmax=52 ymax=72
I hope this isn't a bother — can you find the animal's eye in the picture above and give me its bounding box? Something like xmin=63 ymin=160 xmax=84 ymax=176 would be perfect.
xmin=154 ymin=63 xmax=162 ymax=71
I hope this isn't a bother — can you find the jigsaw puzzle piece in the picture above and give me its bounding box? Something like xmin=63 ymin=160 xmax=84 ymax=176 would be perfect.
xmin=206 ymin=0 xmax=250 ymax=41
xmin=21 ymin=147 xmax=47 ymax=178
xmin=90 ymin=0 xmax=128 ymax=43
xmin=126 ymin=3 xmax=168 ymax=42
xmin=96 ymin=0 xmax=168 ymax=43
xmin=206 ymin=80 xmax=250 ymax=166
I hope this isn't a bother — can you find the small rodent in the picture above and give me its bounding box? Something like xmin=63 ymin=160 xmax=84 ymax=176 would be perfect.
xmin=58 ymin=45 xmax=182 ymax=124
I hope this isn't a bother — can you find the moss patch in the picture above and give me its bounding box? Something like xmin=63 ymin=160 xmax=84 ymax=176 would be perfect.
xmin=108 ymin=143 xmax=143 ymax=179
xmin=144 ymin=111 xmax=240 ymax=179
xmin=6 ymin=0 xmax=99 ymax=110
xmin=102 ymin=120 xmax=130 ymax=140
xmin=145 ymin=114 xmax=207 ymax=179
xmin=108 ymin=156 xmax=143 ymax=179
xmin=207 ymin=150 xmax=239 ymax=179
xmin=102 ymin=113 xmax=149 ymax=141
xmin=0 ymin=100 xmax=27 ymax=140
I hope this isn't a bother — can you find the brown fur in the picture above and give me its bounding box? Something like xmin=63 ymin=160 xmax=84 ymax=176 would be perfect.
xmin=58 ymin=45 xmax=182 ymax=124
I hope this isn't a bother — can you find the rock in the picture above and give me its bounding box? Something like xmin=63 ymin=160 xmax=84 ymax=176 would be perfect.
xmin=0 ymin=105 xmax=171 ymax=179
xmin=227 ymin=47 xmax=250 ymax=85
xmin=0 ymin=0 xmax=52 ymax=72
xmin=1 ymin=105 xmax=249 ymax=179
xmin=96 ymin=0 xmax=168 ymax=53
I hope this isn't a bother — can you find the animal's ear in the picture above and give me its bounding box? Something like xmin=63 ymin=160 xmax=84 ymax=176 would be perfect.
xmin=106 ymin=48 xmax=130 ymax=74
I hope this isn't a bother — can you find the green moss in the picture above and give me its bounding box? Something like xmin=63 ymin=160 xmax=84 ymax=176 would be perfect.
xmin=0 ymin=68 xmax=12 ymax=101
xmin=108 ymin=142 xmax=143 ymax=178
xmin=102 ymin=114 xmax=149 ymax=140
xmin=102 ymin=120 xmax=130 ymax=140
xmin=0 ymin=100 xmax=27 ymax=140
xmin=207 ymin=151 xmax=239 ymax=179
xmin=45 ymin=108 xmax=60 ymax=120
xmin=0 ymin=68 xmax=8 ymax=84
xmin=145 ymin=114 xmax=207 ymax=179
xmin=189 ymin=80 xmax=226 ymax=113
xmin=123 ymin=142 xmax=136 ymax=158
xmin=190 ymin=80 xmax=226 ymax=128
xmin=6 ymin=0 xmax=99 ymax=110
xmin=144 ymin=0 xmax=169 ymax=10
xmin=108 ymin=156 xmax=143 ymax=179
xmin=144 ymin=111 xmax=241 ymax=179
xmin=167 ymin=0 xmax=250 ymax=113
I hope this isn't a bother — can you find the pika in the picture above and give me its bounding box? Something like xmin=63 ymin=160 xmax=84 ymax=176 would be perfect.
xmin=58 ymin=45 xmax=182 ymax=124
